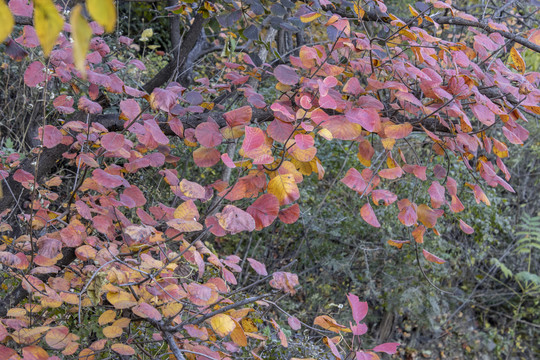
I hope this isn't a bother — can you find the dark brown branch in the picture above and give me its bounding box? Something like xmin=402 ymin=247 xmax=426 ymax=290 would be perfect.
xmin=142 ymin=14 xmax=207 ymax=93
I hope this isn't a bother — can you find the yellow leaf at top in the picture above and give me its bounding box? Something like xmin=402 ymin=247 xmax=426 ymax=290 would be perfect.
xmin=210 ymin=314 xmax=236 ymax=337
xmin=510 ymin=47 xmax=526 ymax=74
xmin=300 ymin=12 xmax=321 ymax=23
xmin=86 ymin=0 xmax=116 ymax=33
xmin=267 ymin=174 xmax=300 ymax=206
xmin=34 ymin=0 xmax=64 ymax=56
xmin=0 ymin=0 xmax=14 ymax=43
xmin=70 ymin=4 xmax=92 ymax=78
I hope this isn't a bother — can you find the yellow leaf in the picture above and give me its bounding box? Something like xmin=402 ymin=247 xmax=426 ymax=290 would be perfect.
xmin=0 ymin=0 xmax=14 ymax=43
xmin=173 ymin=200 xmax=199 ymax=221
xmin=34 ymin=0 xmax=64 ymax=56
xmin=353 ymin=4 xmax=365 ymax=19
xmin=70 ymin=4 xmax=92 ymax=78
xmin=267 ymin=174 xmax=300 ymax=206
xmin=300 ymin=12 xmax=321 ymax=23
xmin=106 ymin=291 xmax=137 ymax=309
xmin=86 ymin=0 xmax=116 ymax=33
xmin=161 ymin=303 xmax=183 ymax=318
xmin=510 ymin=47 xmax=526 ymax=74
xmin=102 ymin=325 xmax=122 ymax=338
xmin=98 ymin=310 xmax=116 ymax=325
xmin=210 ymin=314 xmax=236 ymax=337
xmin=230 ymin=320 xmax=247 ymax=347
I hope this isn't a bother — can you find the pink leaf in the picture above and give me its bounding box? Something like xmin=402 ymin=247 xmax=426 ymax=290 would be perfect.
xmin=373 ymin=342 xmax=400 ymax=354
xmin=120 ymin=99 xmax=141 ymax=121
xmin=40 ymin=125 xmax=63 ymax=148
xmin=223 ymin=106 xmax=252 ymax=127
xmin=216 ymin=205 xmax=255 ymax=234
xmin=9 ymin=0 xmax=33 ymax=17
xmin=459 ymin=219 xmax=474 ymax=234
xmin=247 ymin=258 xmax=268 ymax=276
xmin=78 ymin=96 xmax=103 ymax=114
xmin=294 ymin=134 xmax=314 ymax=150
xmin=274 ymin=65 xmax=300 ymax=85
xmin=345 ymin=108 xmax=381 ymax=132
xmin=101 ymin=133 xmax=125 ymax=152
xmin=53 ymin=95 xmax=75 ymax=114
xmin=92 ymin=169 xmax=127 ymax=188
xmin=347 ymin=293 xmax=368 ymax=323
xmin=24 ymin=61 xmax=46 ymax=87
xmin=287 ymin=316 xmax=301 ymax=330
xmin=195 ymin=121 xmax=222 ymax=148
xmin=221 ymin=153 xmax=235 ymax=168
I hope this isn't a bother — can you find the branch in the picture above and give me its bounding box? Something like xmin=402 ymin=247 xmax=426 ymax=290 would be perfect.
xmin=142 ymin=14 xmax=207 ymax=93
xmin=323 ymin=7 xmax=540 ymax=53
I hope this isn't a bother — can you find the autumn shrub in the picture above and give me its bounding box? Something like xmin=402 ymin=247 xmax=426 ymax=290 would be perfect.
xmin=1 ymin=0 xmax=539 ymax=359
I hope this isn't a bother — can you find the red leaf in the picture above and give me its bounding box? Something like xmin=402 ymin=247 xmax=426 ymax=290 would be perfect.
xmin=150 ymin=88 xmax=176 ymax=111
xmin=398 ymin=205 xmax=417 ymax=227
xmin=360 ymin=202 xmax=380 ymax=228
xmin=246 ymin=193 xmax=279 ymax=230
xmin=373 ymin=342 xmax=400 ymax=354
xmin=294 ymin=134 xmax=314 ymax=150
xmin=326 ymin=337 xmax=342 ymax=359
xmin=193 ymin=147 xmax=221 ymax=167
xmin=120 ymin=99 xmax=141 ymax=121
xmin=9 ymin=0 xmax=33 ymax=17
xmin=274 ymin=64 xmax=300 ymax=85
xmin=24 ymin=61 xmax=46 ymax=87
xmin=345 ymin=108 xmax=381 ymax=132
xmin=145 ymin=119 xmax=169 ymax=145
xmin=101 ymin=133 xmax=125 ymax=152
xmin=132 ymin=303 xmax=162 ymax=321
xmin=78 ymin=96 xmax=103 ymax=114
xmin=341 ymin=168 xmax=367 ymax=193
xmin=53 ymin=95 xmax=75 ymax=114
xmin=195 ymin=121 xmax=222 ymax=148
xmin=92 ymin=169 xmax=127 ymax=188
xmin=278 ymin=204 xmax=300 ymax=224
xmin=247 ymin=258 xmax=268 ymax=276
xmin=422 ymin=249 xmax=446 ymax=264
xmin=224 ymin=106 xmax=252 ymax=127
xmin=268 ymin=118 xmax=294 ymax=143
xmin=371 ymin=189 xmax=397 ymax=206
xmin=40 ymin=125 xmax=63 ymax=148
xmin=378 ymin=167 xmax=403 ymax=180
xmin=459 ymin=219 xmax=474 ymax=234
xmin=13 ymin=169 xmax=34 ymax=184
xmin=216 ymin=205 xmax=255 ymax=234
xmin=347 ymin=293 xmax=368 ymax=323
xmin=428 ymin=181 xmax=446 ymax=208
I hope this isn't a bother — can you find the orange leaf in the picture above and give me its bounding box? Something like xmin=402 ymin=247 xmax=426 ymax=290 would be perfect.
xmin=314 ymin=315 xmax=351 ymax=333
xmin=422 ymin=249 xmax=446 ymax=264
